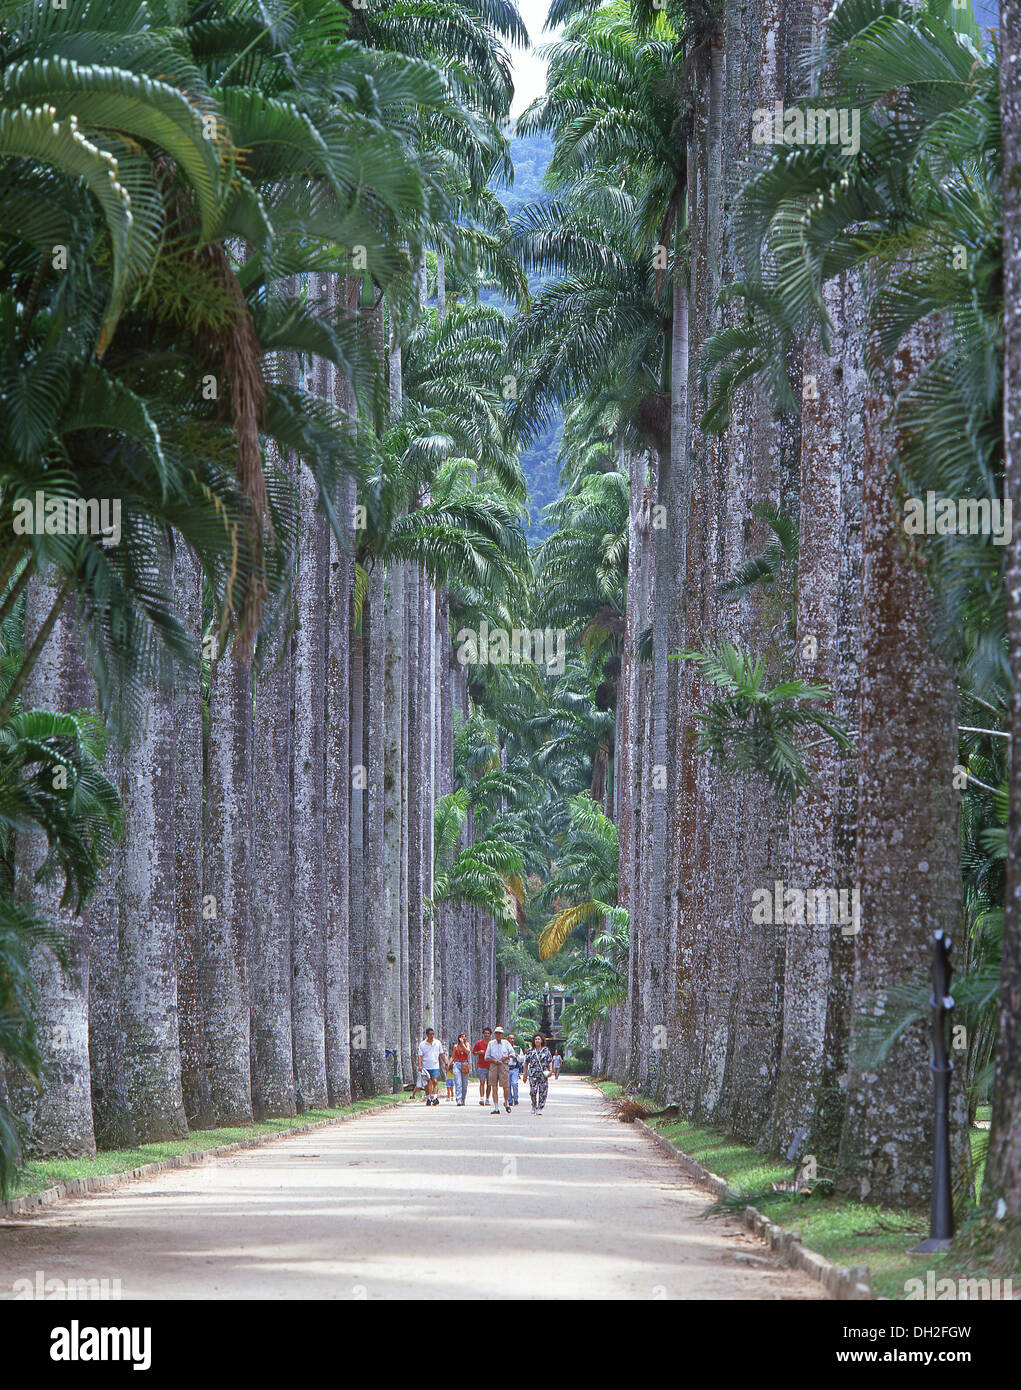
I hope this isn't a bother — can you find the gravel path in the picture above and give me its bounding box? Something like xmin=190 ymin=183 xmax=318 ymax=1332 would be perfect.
xmin=0 ymin=1076 xmax=825 ymax=1299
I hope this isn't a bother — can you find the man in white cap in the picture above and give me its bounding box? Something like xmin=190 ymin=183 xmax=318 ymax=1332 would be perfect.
xmin=485 ymin=1026 xmax=514 ymax=1114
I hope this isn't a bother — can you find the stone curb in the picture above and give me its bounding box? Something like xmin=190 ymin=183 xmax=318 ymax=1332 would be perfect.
xmin=0 ymin=1098 xmax=409 ymax=1221
xmin=587 ymin=1080 xmax=872 ymax=1300
xmin=632 ymin=1116 xmax=873 ymax=1300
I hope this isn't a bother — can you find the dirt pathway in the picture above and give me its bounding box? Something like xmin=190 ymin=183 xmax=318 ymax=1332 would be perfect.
xmin=0 ymin=1076 xmax=825 ymax=1299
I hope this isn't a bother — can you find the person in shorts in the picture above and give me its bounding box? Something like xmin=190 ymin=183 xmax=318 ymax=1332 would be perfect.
xmin=485 ymin=1026 xmax=515 ymax=1114
xmin=552 ymin=1052 xmax=562 ymax=1079
xmin=418 ymin=1028 xmax=447 ymax=1108
xmin=445 ymin=1061 xmax=455 ymax=1101
xmin=472 ymin=1027 xmax=493 ymax=1106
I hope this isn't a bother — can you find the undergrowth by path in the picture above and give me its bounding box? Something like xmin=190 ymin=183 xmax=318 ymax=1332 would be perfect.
xmin=593 ymin=1081 xmax=1015 ymax=1300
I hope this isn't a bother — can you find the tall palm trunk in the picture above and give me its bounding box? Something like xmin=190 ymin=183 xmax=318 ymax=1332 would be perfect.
xmin=86 ymin=737 xmax=132 ymax=1149
xmin=643 ymin=430 xmax=670 ymax=1098
xmin=323 ymin=272 xmax=360 ymax=1107
xmin=290 ymin=442 xmax=329 ymax=1110
xmin=399 ymin=601 xmax=412 ymax=1081
xmin=203 ymin=643 xmax=254 ymax=1123
xmin=251 ymin=604 xmax=296 ymax=1118
xmin=119 ymin=560 xmax=187 ymax=1141
xmin=611 ymin=447 xmax=643 ymax=1081
xmin=364 ymin=563 xmax=390 ymax=1092
xmin=383 ymin=329 xmax=405 ymax=1082
xmin=383 ymin=558 xmax=405 ymax=1076
xmin=419 ymin=574 xmax=436 ymax=1030
xmin=406 ymin=564 xmax=423 ymax=1054
xmin=662 ymin=248 xmax=691 ymax=1103
xmin=985 ymin=0 xmax=1021 ymax=1259
xmin=324 ymin=505 xmax=353 ymax=1106
xmin=723 ymin=0 xmax=799 ymax=1143
xmin=836 ymin=321 xmax=967 ymax=1206
xmin=9 ymin=583 xmax=96 ymax=1156
xmin=349 ymin=619 xmax=367 ymax=1095
xmin=767 ymin=274 xmax=862 ymax=1160
xmin=625 ymin=476 xmax=654 ymax=1084
xmin=173 ymin=545 xmax=212 ymax=1128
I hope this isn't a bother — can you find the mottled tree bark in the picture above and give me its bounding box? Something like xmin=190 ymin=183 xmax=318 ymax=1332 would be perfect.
xmin=364 ymin=566 xmax=390 ymax=1091
xmin=9 ymin=584 xmax=96 ymax=1156
xmin=399 ymin=588 xmax=412 ymax=1081
xmin=203 ymin=644 xmax=254 ymax=1123
xmin=322 ymin=272 xmax=360 ymax=1108
xmin=383 ymin=559 xmax=405 ymax=1078
xmin=119 ymin=558 xmax=187 ymax=1141
xmin=251 ymin=603 xmax=296 ymax=1119
xmin=610 ymin=448 xmax=643 ymax=1081
xmin=173 ymin=545 xmax=212 ymax=1129
xmin=837 ymin=323 xmax=967 ymax=1206
xmin=406 ymin=565 xmax=423 ymax=1054
xmin=383 ymin=329 xmax=405 ymax=1083
xmin=349 ymin=623 xmax=367 ymax=1096
xmin=87 ymin=737 xmax=133 ymax=1149
xmin=291 ymin=445 xmax=329 ymax=1110
xmin=420 ymin=575 xmax=436 ymax=1030
xmin=768 ymin=274 xmax=862 ymax=1161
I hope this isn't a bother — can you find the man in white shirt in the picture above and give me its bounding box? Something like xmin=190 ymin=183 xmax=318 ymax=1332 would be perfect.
xmin=418 ymin=1028 xmax=447 ymax=1108
xmin=485 ymin=1026 xmax=514 ymax=1114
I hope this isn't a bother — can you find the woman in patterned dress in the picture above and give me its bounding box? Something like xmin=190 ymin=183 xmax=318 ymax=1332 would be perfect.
xmin=525 ymin=1033 xmax=554 ymax=1114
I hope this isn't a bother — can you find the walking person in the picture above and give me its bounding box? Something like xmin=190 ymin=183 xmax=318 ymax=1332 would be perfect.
xmin=417 ymin=1028 xmax=447 ymax=1108
xmin=486 ymin=1026 xmax=514 ymax=1114
xmin=451 ymin=1033 xmax=471 ymax=1105
xmin=472 ymin=1027 xmax=493 ymax=1106
xmin=507 ymin=1033 xmax=521 ymax=1106
xmin=525 ymin=1033 xmax=554 ymax=1115
xmin=552 ymin=1052 xmax=562 ymax=1081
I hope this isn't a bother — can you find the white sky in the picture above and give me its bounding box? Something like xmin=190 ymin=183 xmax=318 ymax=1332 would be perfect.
xmin=509 ymin=0 xmax=561 ymax=118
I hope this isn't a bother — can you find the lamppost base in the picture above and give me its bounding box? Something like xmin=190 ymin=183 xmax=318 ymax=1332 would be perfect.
xmin=908 ymin=1237 xmax=953 ymax=1254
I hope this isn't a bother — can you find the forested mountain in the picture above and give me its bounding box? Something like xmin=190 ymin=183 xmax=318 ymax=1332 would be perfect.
xmin=498 ymin=133 xmax=562 ymax=541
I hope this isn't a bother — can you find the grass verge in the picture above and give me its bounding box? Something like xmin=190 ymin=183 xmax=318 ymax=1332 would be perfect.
xmin=5 ymin=1093 xmax=409 ymax=1203
xmin=592 ymin=1081 xmax=1014 ymax=1300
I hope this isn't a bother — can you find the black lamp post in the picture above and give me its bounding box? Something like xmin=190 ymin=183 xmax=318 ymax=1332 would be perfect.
xmin=910 ymin=929 xmax=955 ymax=1254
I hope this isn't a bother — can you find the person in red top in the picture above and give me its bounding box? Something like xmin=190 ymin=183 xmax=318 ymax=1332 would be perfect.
xmin=471 ymin=1027 xmax=493 ymax=1107
xmin=451 ymin=1033 xmax=471 ymax=1106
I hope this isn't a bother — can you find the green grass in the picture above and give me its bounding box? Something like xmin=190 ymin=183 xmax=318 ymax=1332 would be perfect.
xmin=6 ymin=1093 xmax=408 ymax=1202
xmin=591 ymin=1081 xmax=1012 ymax=1299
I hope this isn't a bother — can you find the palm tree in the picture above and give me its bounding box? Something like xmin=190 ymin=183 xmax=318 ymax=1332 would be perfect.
xmin=4 ymin=586 xmax=118 ymax=1159
xmin=173 ymin=547 xmax=212 ymax=1129
xmin=290 ymin=432 xmax=330 ymax=1110
xmin=536 ymin=794 xmax=622 ymax=960
xmin=118 ymin=564 xmax=188 ymax=1142
xmin=203 ymin=640 xmax=254 ymax=1124
xmin=701 ymin=0 xmax=989 ymax=1195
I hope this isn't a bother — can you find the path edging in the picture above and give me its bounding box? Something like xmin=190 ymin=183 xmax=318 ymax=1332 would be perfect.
xmin=631 ymin=1115 xmax=873 ymax=1301
xmin=0 ymin=1098 xmax=408 ymax=1221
